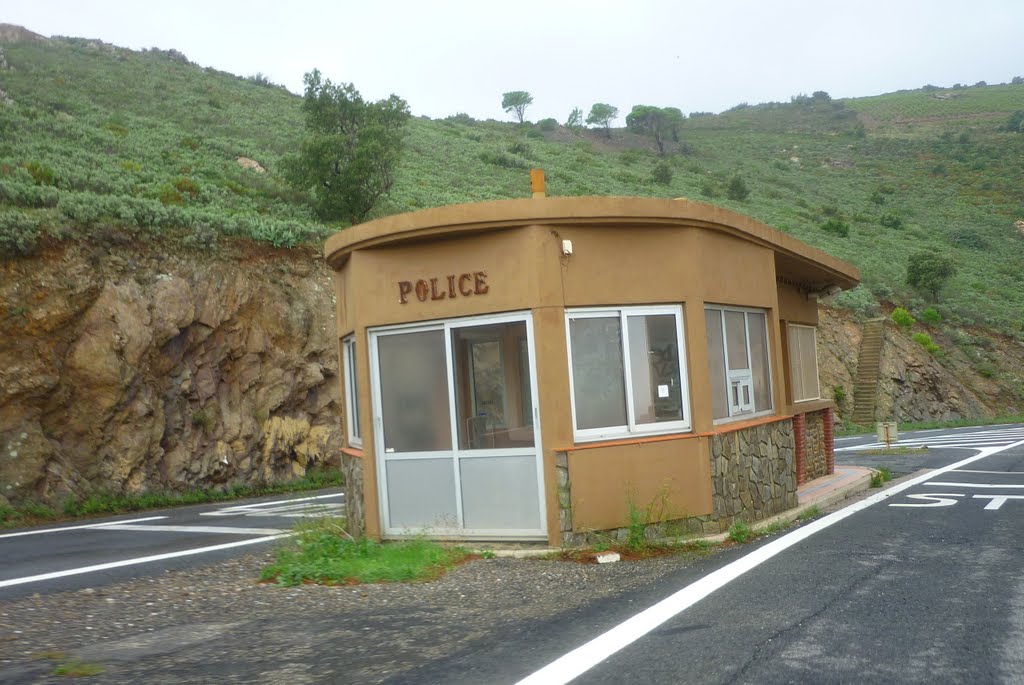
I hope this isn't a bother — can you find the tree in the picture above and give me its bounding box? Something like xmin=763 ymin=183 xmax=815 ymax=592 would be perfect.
xmin=726 ymin=175 xmax=750 ymax=201
xmin=906 ymin=251 xmax=956 ymax=302
xmin=502 ymin=91 xmax=533 ymax=123
xmin=565 ymin=107 xmax=583 ymax=131
xmin=625 ymin=105 xmax=685 ymax=154
xmin=284 ymin=69 xmax=410 ymax=224
xmin=586 ymin=103 xmax=618 ymax=138
xmin=1003 ymin=110 xmax=1024 ymax=133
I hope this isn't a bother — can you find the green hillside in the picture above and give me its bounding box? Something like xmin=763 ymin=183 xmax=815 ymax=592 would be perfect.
xmin=2 ymin=32 xmax=1024 ymax=333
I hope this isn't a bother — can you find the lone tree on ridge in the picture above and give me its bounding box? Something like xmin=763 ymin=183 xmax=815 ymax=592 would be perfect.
xmin=586 ymin=103 xmax=619 ymax=138
xmin=502 ymin=91 xmax=533 ymax=123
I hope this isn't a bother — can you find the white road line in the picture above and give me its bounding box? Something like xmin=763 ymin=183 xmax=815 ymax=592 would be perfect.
xmin=99 ymin=524 xmax=285 ymax=535
xmin=954 ymin=469 xmax=1024 ymax=475
xmin=200 ymin=492 xmax=343 ymax=516
xmin=0 ymin=516 xmax=168 ymax=540
xmin=0 ymin=533 xmax=290 ymax=589
xmin=925 ymin=481 xmax=1024 ymax=488
xmin=515 ymin=437 xmax=1024 ymax=685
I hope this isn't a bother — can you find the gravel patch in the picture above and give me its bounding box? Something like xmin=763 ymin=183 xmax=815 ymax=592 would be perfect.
xmin=0 ymin=546 xmax=716 ymax=683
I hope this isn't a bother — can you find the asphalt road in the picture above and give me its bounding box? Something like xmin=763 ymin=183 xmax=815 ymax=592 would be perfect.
xmin=0 ymin=488 xmax=343 ymax=601
xmin=385 ymin=423 xmax=1024 ymax=684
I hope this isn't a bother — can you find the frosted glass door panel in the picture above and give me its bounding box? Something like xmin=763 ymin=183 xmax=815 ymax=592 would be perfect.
xmin=377 ymin=330 xmax=451 ymax=453
xmin=385 ymin=458 xmax=458 ymax=529
xmin=460 ymin=456 xmax=541 ymax=530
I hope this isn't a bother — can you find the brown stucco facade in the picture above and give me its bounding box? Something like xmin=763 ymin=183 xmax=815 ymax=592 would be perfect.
xmin=326 ymin=196 xmax=859 ymax=546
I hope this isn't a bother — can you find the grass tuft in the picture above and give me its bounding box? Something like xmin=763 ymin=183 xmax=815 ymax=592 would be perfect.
xmin=261 ymin=519 xmax=468 ymax=586
xmin=728 ymin=519 xmax=752 ymax=544
xmin=870 ymin=466 xmax=895 ymax=488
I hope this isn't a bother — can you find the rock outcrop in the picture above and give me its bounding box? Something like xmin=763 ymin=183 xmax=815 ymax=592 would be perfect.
xmin=818 ymin=307 xmax=1024 ymax=423
xmin=0 ymin=241 xmax=340 ymax=505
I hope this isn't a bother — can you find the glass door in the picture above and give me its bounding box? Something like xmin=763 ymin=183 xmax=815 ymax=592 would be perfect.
xmin=370 ymin=312 xmax=545 ymax=538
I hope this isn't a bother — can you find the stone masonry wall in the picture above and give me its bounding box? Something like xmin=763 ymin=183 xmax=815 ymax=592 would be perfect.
xmin=803 ymin=409 xmax=828 ymax=481
xmin=341 ymin=452 xmax=365 ymax=538
xmin=558 ymin=418 xmax=798 ymax=546
xmin=708 ymin=419 xmax=798 ymax=525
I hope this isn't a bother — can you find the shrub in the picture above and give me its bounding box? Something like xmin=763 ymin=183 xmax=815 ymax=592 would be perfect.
xmin=912 ymin=332 xmax=940 ymax=354
xmin=891 ymin=307 xmax=915 ymax=328
xmin=158 ymin=184 xmax=186 ymax=206
xmin=832 ymin=385 xmax=847 ymax=406
xmin=920 ymin=307 xmax=942 ymax=324
xmin=479 ymin=150 xmax=528 ymax=169
xmin=537 ymin=118 xmax=558 ymax=131
xmin=700 ymin=181 xmax=718 ymax=198
xmin=651 ymin=161 xmax=673 ymax=185
xmin=0 ymin=180 xmax=60 ymax=208
xmin=879 ymin=212 xmax=903 ymax=229
xmin=58 ymin=194 xmax=105 ymax=226
xmin=507 ymin=140 xmax=533 ymax=157
xmin=820 ymin=218 xmax=849 ymax=237
xmin=0 ymin=211 xmax=42 ymax=257
xmin=726 ymin=175 xmax=749 ymax=201
xmin=869 ymin=190 xmax=886 ymax=205
xmin=172 ymin=177 xmax=200 ymax=197
xmin=833 ymin=286 xmax=880 ymax=318
xmin=22 ymin=161 xmax=57 ymax=186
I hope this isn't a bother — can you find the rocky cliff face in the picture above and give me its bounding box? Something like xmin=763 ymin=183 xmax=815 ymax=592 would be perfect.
xmin=0 ymin=242 xmax=341 ymax=505
xmin=818 ymin=307 xmax=1024 ymax=424
xmin=4 ymin=242 xmax=1023 ymax=507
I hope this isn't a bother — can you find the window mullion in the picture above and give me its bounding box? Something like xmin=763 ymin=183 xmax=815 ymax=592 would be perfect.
xmin=620 ymin=310 xmax=637 ymax=432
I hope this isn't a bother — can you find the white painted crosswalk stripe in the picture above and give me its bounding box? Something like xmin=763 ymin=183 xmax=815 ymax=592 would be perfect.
xmin=201 ymin=492 xmax=344 ymax=518
xmin=838 ymin=426 xmax=1024 ymax=452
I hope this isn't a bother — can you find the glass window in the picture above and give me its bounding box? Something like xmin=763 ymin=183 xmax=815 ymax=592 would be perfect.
xmin=788 ymin=324 xmax=821 ymax=402
xmin=567 ymin=306 xmax=691 ymax=440
xmin=342 ymin=336 xmax=361 ymax=447
xmin=452 ymin=321 xmax=535 ymax=449
xmin=705 ymin=307 xmax=774 ymax=421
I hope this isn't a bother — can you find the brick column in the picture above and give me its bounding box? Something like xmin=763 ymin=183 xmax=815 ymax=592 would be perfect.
xmin=794 ymin=413 xmax=806 ymax=485
xmin=824 ymin=406 xmax=835 ymax=475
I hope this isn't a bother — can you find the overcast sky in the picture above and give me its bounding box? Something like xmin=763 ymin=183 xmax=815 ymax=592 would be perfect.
xmin=4 ymin=1 xmax=1022 ymax=123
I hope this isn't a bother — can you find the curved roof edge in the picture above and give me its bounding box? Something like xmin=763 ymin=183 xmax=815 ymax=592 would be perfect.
xmin=324 ymin=196 xmax=860 ymax=289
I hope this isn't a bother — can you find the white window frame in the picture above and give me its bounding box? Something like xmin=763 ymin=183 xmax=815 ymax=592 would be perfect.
xmin=342 ymin=335 xmax=362 ymax=448
xmin=565 ymin=305 xmax=692 ymax=442
xmin=788 ymin=324 xmax=821 ymax=403
xmin=706 ymin=305 xmax=775 ymax=424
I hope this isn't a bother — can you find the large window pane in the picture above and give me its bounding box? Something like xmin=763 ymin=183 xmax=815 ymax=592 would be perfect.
xmin=748 ymin=312 xmax=772 ymax=411
xmin=377 ymin=330 xmax=452 ymax=453
xmin=628 ymin=314 xmax=684 ymax=424
xmin=453 ymin=322 xmax=534 ymax=449
xmin=569 ymin=317 xmax=627 ymax=430
xmin=705 ymin=309 xmax=729 ymax=420
xmin=725 ymin=311 xmax=749 ymax=371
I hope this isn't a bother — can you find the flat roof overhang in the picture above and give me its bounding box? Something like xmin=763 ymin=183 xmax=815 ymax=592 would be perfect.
xmin=324 ymin=197 xmax=860 ymax=293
